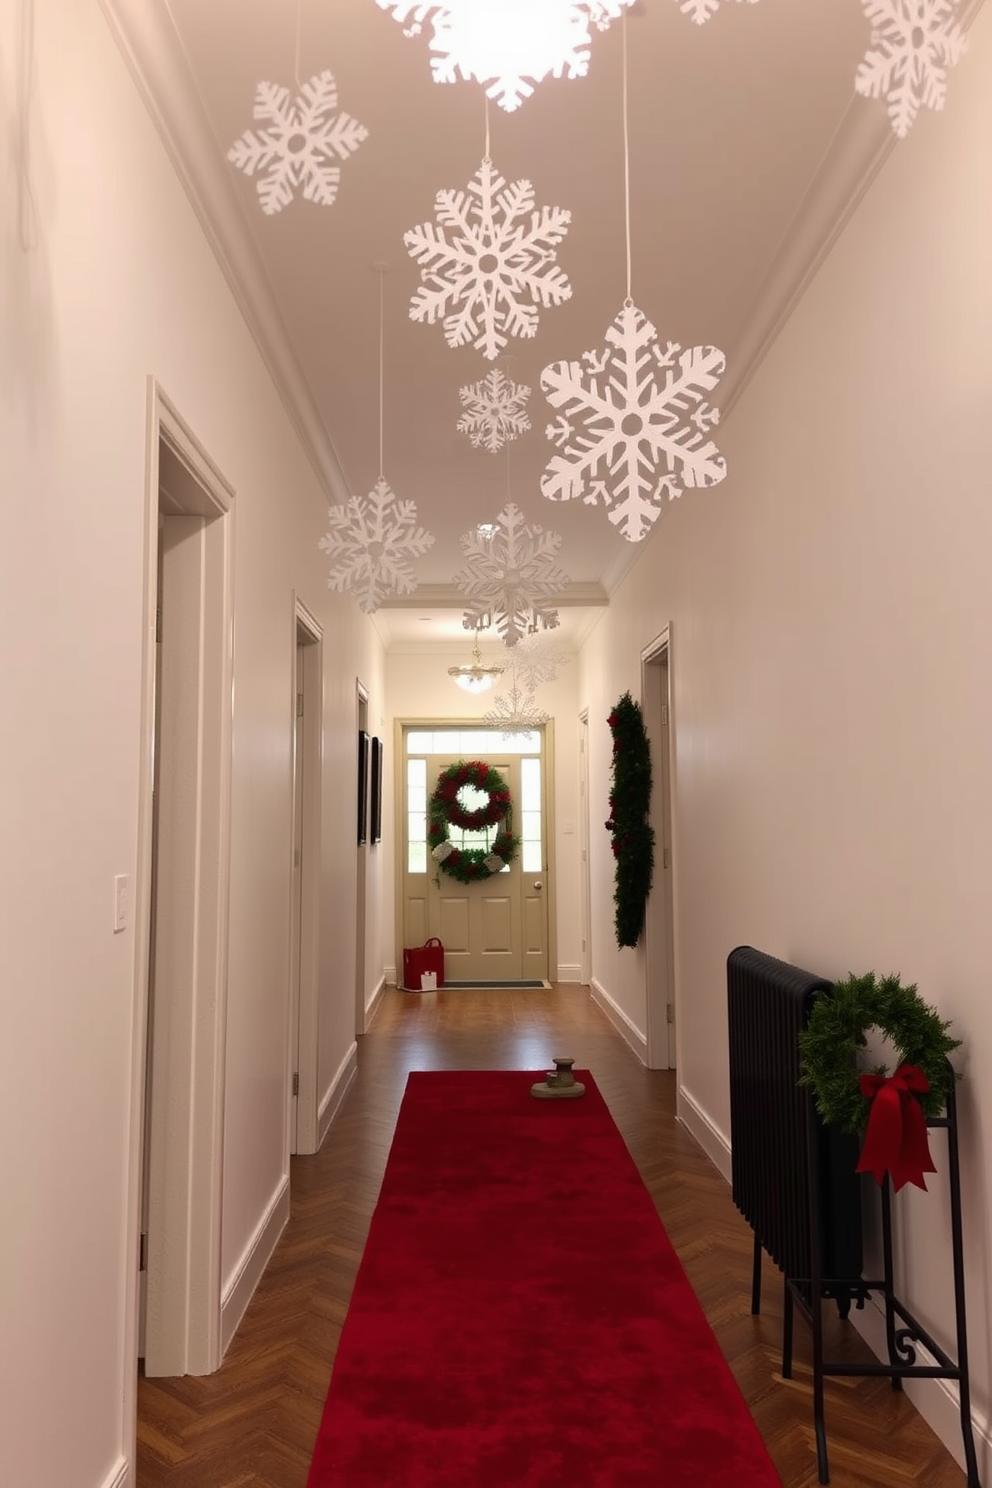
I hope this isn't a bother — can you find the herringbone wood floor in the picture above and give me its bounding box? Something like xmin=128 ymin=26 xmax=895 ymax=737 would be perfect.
xmin=137 ymin=985 xmax=969 ymax=1487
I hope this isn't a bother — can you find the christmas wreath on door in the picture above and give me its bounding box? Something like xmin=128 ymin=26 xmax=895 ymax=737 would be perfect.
xmin=428 ymin=759 xmax=520 ymax=883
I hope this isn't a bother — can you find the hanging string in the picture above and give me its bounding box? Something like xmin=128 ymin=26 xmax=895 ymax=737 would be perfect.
xmin=622 ymin=12 xmax=632 ymax=305
xmin=17 ymin=0 xmax=38 ymax=253
xmin=294 ymin=0 xmax=304 ymax=90
xmin=378 ymin=266 xmax=385 ymax=479
xmin=484 ymin=95 xmax=491 ymax=162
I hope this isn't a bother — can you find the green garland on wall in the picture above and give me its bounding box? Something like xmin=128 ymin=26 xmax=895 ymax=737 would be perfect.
xmin=605 ymin=692 xmax=655 ymax=949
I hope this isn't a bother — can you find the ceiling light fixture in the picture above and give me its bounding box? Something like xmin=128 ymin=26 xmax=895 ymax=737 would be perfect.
xmin=448 ymin=631 xmax=505 ymax=693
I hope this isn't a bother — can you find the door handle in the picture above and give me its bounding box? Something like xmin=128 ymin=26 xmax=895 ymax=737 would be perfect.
xmin=533 ymin=881 xmax=543 ymax=890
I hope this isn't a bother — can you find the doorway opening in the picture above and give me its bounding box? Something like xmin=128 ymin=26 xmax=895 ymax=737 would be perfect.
xmin=642 ymin=630 xmax=676 ymax=1070
xmin=289 ymin=601 xmax=323 ymax=1155
xmin=127 ymin=382 xmax=235 ymax=1398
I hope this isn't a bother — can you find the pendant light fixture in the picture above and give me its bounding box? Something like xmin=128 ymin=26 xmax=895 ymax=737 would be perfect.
xmin=448 ymin=627 xmax=505 ymax=694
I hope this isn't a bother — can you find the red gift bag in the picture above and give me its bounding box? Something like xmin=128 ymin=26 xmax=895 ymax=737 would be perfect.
xmin=402 ymin=937 xmax=445 ymax=991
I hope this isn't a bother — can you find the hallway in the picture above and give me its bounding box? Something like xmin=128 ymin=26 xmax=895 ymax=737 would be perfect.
xmin=136 ymin=986 xmax=966 ymax=1488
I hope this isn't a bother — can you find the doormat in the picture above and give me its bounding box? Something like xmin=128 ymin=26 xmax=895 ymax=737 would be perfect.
xmin=441 ymin=979 xmax=550 ymax=989
xmin=306 ymin=1071 xmax=782 ymax=1488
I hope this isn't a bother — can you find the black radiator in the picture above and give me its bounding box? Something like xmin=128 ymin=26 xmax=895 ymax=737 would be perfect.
xmin=727 ymin=946 xmax=862 ymax=1290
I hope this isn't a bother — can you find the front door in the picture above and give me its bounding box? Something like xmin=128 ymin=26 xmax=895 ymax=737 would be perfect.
xmin=402 ymin=728 xmax=549 ymax=984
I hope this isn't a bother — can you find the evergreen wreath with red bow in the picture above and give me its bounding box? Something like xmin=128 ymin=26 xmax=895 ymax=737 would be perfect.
xmin=799 ymin=972 xmax=959 ymax=1192
xmin=605 ymin=692 xmax=655 ymax=949
xmin=428 ymin=759 xmax=519 ymax=884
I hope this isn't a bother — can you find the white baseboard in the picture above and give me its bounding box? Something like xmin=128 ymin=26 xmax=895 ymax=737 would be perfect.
xmin=384 ymin=964 xmax=397 ymax=986
xmin=589 ymin=978 xmax=648 ymax=1062
xmin=850 ymin=1293 xmax=991 ymax=1480
xmin=677 ymin=1084 xmax=732 ymax=1184
xmin=220 ymin=1175 xmax=290 ymax=1356
xmin=365 ymin=974 xmax=386 ymax=1025
xmin=556 ymin=963 xmax=582 ymax=983
xmin=102 ymin=1455 xmax=129 ymax=1488
xmin=318 ymin=1041 xmax=358 ymax=1147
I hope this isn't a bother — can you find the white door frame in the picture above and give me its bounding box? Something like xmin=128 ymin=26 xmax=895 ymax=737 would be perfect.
xmin=289 ymin=598 xmax=323 ymax=1155
xmin=578 ymin=709 xmax=591 ymax=986
xmin=393 ymin=719 xmax=557 ymax=986
xmin=355 ymin=681 xmax=370 ymax=1034
xmin=125 ymin=380 xmax=234 ymax=1402
xmin=641 ymin=627 xmax=678 ymax=1070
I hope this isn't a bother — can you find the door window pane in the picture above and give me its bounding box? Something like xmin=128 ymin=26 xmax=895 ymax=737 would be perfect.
xmin=407 ymin=758 xmax=427 ymax=873
xmin=406 ymin=729 xmax=541 ymax=755
xmin=521 ymin=757 xmax=542 ymax=873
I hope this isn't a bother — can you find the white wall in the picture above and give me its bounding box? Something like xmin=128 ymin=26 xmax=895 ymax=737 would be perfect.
xmin=580 ymin=5 xmax=992 ymax=1468
xmin=383 ymin=640 xmax=582 ymax=982
xmin=0 ymin=3 xmax=382 ymax=1485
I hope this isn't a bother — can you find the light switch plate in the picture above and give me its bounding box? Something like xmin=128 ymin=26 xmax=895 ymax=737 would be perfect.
xmin=114 ymin=875 xmax=128 ymax=933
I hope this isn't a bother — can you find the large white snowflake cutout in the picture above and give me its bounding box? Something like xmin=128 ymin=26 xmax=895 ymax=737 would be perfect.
xmin=675 ymin=0 xmax=759 ymax=25
xmin=404 ymin=157 xmax=572 ymax=360
xmin=855 ymin=0 xmax=967 ymax=138
xmin=457 ymin=369 xmax=532 ymax=452
xmin=482 ymin=680 xmax=551 ymax=737
xmin=376 ymin=1 xmax=635 ymax=112
xmin=227 ymin=71 xmax=367 ymax=215
xmin=453 ymin=502 xmax=570 ymax=646
xmin=319 ymin=478 xmax=434 ymax=614
xmin=541 ymin=300 xmax=727 ymax=544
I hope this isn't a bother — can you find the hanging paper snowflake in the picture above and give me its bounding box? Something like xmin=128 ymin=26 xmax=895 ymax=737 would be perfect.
xmin=227 ymin=71 xmax=368 ymax=215
xmin=454 ymin=502 xmax=570 ymax=646
xmin=675 ymin=0 xmax=759 ymax=25
xmin=376 ymin=1 xmax=635 ymax=112
xmin=404 ymin=157 xmax=572 ymax=360
xmin=507 ymin=631 xmax=572 ymax=691
xmin=457 ymin=369 xmax=532 ymax=452
xmin=540 ymin=301 xmax=727 ymax=544
xmin=855 ymin=0 xmax=967 ymax=138
xmin=319 ymin=478 xmax=435 ymax=614
xmin=483 ymin=680 xmax=551 ymax=737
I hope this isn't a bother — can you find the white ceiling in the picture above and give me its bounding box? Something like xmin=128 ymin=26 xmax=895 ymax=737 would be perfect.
xmin=123 ymin=0 xmax=972 ymax=646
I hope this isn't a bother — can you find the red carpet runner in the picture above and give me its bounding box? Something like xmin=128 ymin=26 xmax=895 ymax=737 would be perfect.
xmin=307 ymin=1071 xmax=782 ymax=1487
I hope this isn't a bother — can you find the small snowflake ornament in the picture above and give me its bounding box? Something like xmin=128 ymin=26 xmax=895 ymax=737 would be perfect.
xmin=454 ymin=502 xmax=570 ymax=646
xmin=483 ymin=680 xmax=551 ymax=736
xmin=855 ymin=0 xmax=968 ymax=138
xmin=509 ymin=632 xmax=572 ymax=692
xmin=404 ymin=157 xmax=572 ymax=360
xmin=377 ymin=0 xmax=635 ymax=112
xmin=227 ymin=71 xmax=367 ymax=215
xmin=457 ymin=369 xmax=532 ymax=452
xmin=319 ymin=478 xmax=434 ymax=614
xmin=541 ymin=300 xmax=727 ymax=544
xmin=675 ymin=0 xmax=759 ymax=25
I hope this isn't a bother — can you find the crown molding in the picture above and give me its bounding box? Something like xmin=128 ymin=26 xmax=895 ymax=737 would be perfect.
xmin=374 ymin=581 xmax=609 ymax=610
xmin=720 ymin=0 xmax=987 ymax=422
xmin=97 ymin=0 xmax=351 ymax=505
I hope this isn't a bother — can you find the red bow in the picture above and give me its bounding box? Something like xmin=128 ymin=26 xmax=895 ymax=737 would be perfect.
xmin=855 ymin=1063 xmax=937 ymax=1192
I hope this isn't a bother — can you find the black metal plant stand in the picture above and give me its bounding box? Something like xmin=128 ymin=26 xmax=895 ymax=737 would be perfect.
xmin=783 ymin=1066 xmax=980 ymax=1486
